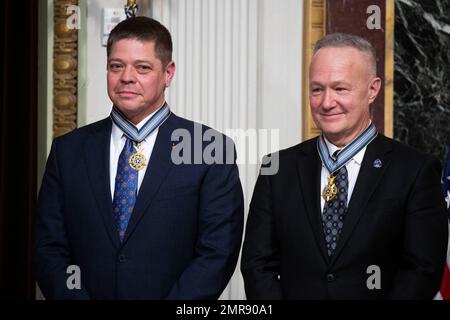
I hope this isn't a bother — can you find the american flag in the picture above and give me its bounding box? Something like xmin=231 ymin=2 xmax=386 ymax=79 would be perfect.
xmin=437 ymin=142 xmax=450 ymax=300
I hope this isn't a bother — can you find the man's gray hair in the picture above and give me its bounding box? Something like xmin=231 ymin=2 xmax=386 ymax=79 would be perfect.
xmin=313 ymin=33 xmax=377 ymax=75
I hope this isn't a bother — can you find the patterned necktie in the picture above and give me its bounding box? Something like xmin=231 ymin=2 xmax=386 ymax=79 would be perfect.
xmin=322 ymin=151 xmax=349 ymax=256
xmin=112 ymin=138 xmax=138 ymax=242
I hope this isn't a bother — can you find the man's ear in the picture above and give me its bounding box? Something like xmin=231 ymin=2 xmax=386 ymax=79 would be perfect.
xmin=165 ymin=60 xmax=176 ymax=87
xmin=368 ymin=77 xmax=381 ymax=104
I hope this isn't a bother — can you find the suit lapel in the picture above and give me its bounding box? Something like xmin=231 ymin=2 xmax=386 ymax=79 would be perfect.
xmin=330 ymin=135 xmax=393 ymax=265
xmin=84 ymin=118 xmax=120 ymax=248
xmin=297 ymin=139 xmax=329 ymax=262
xmin=121 ymin=114 xmax=176 ymax=244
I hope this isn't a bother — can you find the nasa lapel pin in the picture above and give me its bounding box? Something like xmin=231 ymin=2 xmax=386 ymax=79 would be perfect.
xmin=373 ymin=158 xmax=382 ymax=168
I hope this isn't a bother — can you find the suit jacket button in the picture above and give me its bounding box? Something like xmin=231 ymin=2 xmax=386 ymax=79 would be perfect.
xmin=118 ymin=254 xmax=127 ymax=263
xmin=326 ymin=273 xmax=335 ymax=282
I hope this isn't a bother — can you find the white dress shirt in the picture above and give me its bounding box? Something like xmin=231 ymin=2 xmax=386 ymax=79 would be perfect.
xmin=110 ymin=110 xmax=159 ymax=198
xmin=320 ymin=136 xmax=367 ymax=211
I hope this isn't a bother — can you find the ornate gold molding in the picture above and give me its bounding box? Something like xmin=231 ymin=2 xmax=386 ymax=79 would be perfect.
xmin=384 ymin=0 xmax=394 ymax=138
xmin=302 ymin=0 xmax=325 ymax=141
xmin=53 ymin=0 xmax=78 ymax=138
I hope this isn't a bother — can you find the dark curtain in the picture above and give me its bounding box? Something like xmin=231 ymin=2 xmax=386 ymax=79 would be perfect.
xmin=0 ymin=1 xmax=38 ymax=299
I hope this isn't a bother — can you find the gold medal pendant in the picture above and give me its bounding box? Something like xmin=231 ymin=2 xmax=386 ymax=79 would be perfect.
xmin=129 ymin=143 xmax=147 ymax=171
xmin=321 ymin=174 xmax=337 ymax=202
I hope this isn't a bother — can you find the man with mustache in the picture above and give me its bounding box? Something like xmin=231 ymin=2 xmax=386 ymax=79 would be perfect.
xmin=34 ymin=17 xmax=244 ymax=299
xmin=241 ymin=33 xmax=448 ymax=299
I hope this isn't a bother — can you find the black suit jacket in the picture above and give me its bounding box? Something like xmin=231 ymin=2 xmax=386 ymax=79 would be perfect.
xmin=241 ymin=135 xmax=448 ymax=299
xmin=34 ymin=113 xmax=244 ymax=299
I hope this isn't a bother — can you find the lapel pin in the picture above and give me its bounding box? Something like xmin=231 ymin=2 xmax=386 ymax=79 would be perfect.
xmin=373 ymin=159 xmax=382 ymax=168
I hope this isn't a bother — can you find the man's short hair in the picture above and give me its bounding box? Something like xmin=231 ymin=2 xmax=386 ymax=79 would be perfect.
xmin=313 ymin=33 xmax=377 ymax=75
xmin=107 ymin=16 xmax=173 ymax=68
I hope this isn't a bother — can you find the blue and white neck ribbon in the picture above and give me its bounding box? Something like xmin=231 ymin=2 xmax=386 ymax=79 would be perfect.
xmin=317 ymin=122 xmax=377 ymax=174
xmin=110 ymin=103 xmax=171 ymax=143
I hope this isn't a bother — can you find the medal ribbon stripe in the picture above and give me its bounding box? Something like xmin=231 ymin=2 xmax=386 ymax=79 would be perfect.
xmin=111 ymin=109 xmax=142 ymax=138
xmin=318 ymin=123 xmax=377 ymax=174
xmin=318 ymin=138 xmax=333 ymax=169
xmin=111 ymin=103 xmax=171 ymax=143
xmin=337 ymin=124 xmax=377 ymax=163
xmin=135 ymin=107 xmax=170 ymax=141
